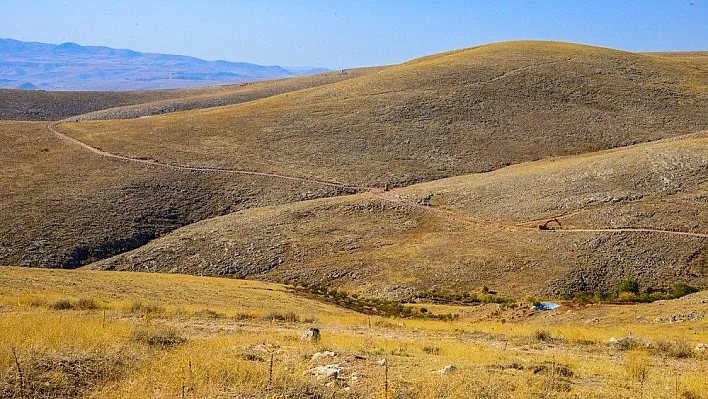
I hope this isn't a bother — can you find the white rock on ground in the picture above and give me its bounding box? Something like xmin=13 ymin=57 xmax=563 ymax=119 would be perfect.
xmin=311 ymin=351 xmax=337 ymax=361
xmin=433 ymin=365 xmax=458 ymax=374
xmin=307 ymin=364 xmax=344 ymax=379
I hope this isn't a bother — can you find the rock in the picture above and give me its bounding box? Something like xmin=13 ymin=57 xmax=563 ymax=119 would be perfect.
xmin=307 ymin=364 xmax=344 ymax=379
xmin=696 ymin=343 xmax=708 ymax=351
xmin=311 ymin=351 xmax=337 ymax=361
xmin=433 ymin=365 xmax=458 ymax=374
xmin=302 ymin=327 xmax=321 ymax=342
xmin=252 ymin=343 xmax=268 ymax=352
xmin=375 ymin=358 xmax=387 ymax=366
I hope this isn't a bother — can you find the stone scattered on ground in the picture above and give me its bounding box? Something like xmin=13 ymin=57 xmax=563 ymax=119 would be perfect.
xmin=302 ymin=327 xmax=321 ymax=342
xmin=311 ymin=351 xmax=337 ymax=361
xmin=307 ymin=364 xmax=344 ymax=379
xmin=654 ymin=311 xmax=704 ymax=323
xmin=696 ymin=343 xmax=708 ymax=351
xmin=433 ymin=365 xmax=458 ymax=374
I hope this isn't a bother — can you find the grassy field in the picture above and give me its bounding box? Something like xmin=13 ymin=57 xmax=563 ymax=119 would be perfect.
xmin=0 ymin=267 xmax=706 ymax=398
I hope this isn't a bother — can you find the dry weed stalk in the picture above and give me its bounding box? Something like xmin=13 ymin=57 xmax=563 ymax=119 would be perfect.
xmin=12 ymin=348 xmax=24 ymax=399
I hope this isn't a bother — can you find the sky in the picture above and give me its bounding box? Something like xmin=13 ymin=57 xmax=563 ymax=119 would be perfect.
xmin=1 ymin=0 xmax=706 ymax=69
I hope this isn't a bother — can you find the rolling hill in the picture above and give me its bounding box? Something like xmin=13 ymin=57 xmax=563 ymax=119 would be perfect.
xmin=1 ymin=41 xmax=706 ymax=297
xmin=0 ymin=121 xmax=350 ymax=268
xmin=0 ymin=67 xmax=377 ymax=121
xmin=58 ymin=41 xmax=708 ymax=187
xmin=90 ymin=133 xmax=708 ymax=298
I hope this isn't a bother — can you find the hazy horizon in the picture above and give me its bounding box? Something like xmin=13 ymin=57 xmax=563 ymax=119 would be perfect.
xmin=1 ymin=1 xmax=706 ymax=69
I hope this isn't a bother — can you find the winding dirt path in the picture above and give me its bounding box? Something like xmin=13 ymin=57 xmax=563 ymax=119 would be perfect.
xmin=46 ymin=118 xmax=707 ymax=241
xmin=46 ymin=122 xmax=370 ymax=191
xmin=369 ymin=191 xmax=708 ymax=239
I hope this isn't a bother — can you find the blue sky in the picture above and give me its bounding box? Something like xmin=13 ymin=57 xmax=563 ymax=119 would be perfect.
xmin=1 ymin=1 xmax=706 ymax=68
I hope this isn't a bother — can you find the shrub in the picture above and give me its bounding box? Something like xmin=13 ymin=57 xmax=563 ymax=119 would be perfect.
xmin=50 ymin=299 xmax=74 ymax=310
xmin=192 ymin=308 xmax=225 ymax=319
xmin=75 ymin=298 xmax=100 ymax=310
xmin=132 ymin=327 xmax=186 ymax=348
xmin=617 ymin=279 xmax=640 ymax=295
xmin=626 ymin=350 xmax=652 ymax=385
xmin=234 ymin=312 xmax=257 ymax=320
xmin=617 ymin=291 xmax=638 ymax=302
xmin=262 ymin=311 xmax=300 ymax=322
xmin=533 ymin=329 xmax=553 ymax=342
xmin=127 ymin=301 xmax=164 ymax=316
xmin=422 ymin=345 xmax=441 ymax=355
xmin=669 ymin=283 xmax=699 ymax=298
xmin=654 ymin=340 xmax=694 ymax=359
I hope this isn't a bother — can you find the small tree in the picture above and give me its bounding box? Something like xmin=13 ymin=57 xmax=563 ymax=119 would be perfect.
xmin=617 ymin=279 xmax=640 ymax=295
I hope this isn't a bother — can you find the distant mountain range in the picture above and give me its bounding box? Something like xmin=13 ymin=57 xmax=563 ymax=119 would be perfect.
xmin=0 ymin=38 xmax=329 ymax=91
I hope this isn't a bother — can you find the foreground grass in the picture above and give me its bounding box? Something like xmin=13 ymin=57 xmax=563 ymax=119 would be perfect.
xmin=1 ymin=267 xmax=706 ymax=398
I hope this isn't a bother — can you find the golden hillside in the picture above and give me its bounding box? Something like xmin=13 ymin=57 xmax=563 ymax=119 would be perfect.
xmin=60 ymin=41 xmax=708 ymax=187
xmin=90 ymin=133 xmax=708 ymax=298
xmin=0 ymin=121 xmax=348 ymax=268
xmin=2 ymin=41 xmax=706 ymax=284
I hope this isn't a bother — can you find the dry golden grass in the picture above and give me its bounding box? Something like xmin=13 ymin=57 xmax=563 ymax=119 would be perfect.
xmin=1 ymin=267 xmax=706 ymax=398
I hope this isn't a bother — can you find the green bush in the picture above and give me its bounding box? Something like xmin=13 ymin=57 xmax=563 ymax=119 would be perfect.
xmin=616 ymin=279 xmax=640 ymax=295
xmin=669 ymin=283 xmax=699 ymax=298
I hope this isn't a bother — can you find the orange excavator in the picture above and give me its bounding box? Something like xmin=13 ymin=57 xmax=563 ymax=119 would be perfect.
xmin=538 ymin=217 xmax=561 ymax=231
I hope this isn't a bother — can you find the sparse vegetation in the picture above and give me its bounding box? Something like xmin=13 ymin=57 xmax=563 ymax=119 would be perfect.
xmin=416 ymin=289 xmax=512 ymax=305
xmin=533 ymin=329 xmax=554 ymax=342
xmin=294 ymin=285 xmax=459 ymax=320
xmin=127 ymin=301 xmax=165 ymax=316
xmin=262 ymin=311 xmax=301 ymax=323
xmin=565 ymin=281 xmax=701 ymax=305
xmin=0 ymin=267 xmax=706 ymax=399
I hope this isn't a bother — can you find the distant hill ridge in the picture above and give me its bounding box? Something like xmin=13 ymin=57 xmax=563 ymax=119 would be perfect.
xmin=0 ymin=38 xmax=328 ymax=90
